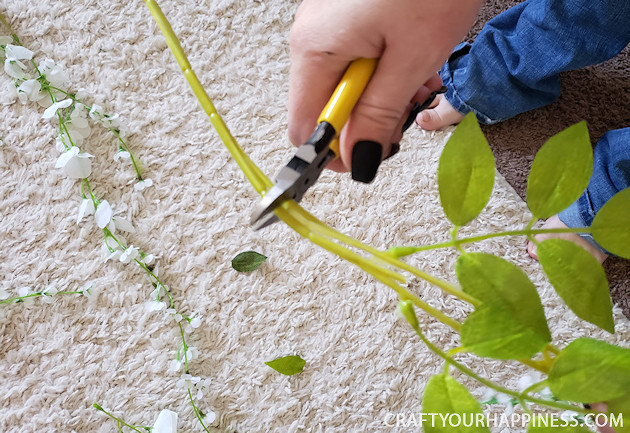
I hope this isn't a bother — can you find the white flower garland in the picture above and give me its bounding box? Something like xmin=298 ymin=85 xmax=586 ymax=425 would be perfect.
xmin=1 ymin=28 xmax=215 ymax=432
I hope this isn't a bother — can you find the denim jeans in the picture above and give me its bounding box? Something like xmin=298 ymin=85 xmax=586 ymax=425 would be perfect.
xmin=439 ymin=0 xmax=630 ymax=254
xmin=558 ymin=128 xmax=630 ymax=255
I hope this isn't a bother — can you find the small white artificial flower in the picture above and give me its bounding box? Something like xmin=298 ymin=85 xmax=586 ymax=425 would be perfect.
xmin=18 ymin=286 xmax=30 ymax=297
xmin=58 ymin=124 xmax=87 ymax=147
xmin=6 ymin=80 xmax=18 ymax=99
xmin=102 ymin=234 xmax=127 ymax=262
xmin=168 ymin=359 xmax=182 ymax=372
xmin=55 ymin=146 xmax=94 ymax=179
xmin=38 ymin=58 xmax=69 ymax=89
xmin=496 ymin=393 xmax=515 ymax=416
xmin=113 ymin=150 xmax=130 ymax=161
xmin=145 ymin=300 xmax=166 ymax=312
xmin=165 ymin=308 xmax=183 ymax=323
xmin=119 ymin=245 xmax=140 ymax=263
xmin=101 ymin=112 xmax=122 ymax=129
xmin=176 ymin=374 xmax=203 ymax=392
xmin=42 ymin=286 xmax=58 ymax=296
xmin=55 ymin=136 xmax=66 ymax=152
xmin=480 ymin=388 xmax=496 ymax=404
xmin=75 ymin=88 xmax=89 ymax=100
xmin=186 ymin=376 xmax=212 ymax=401
xmin=134 ymin=178 xmax=153 ymax=191
xmin=190 ymin=316 xmax=202 ymax=329
xmin=0 ymin=36 xmax=14 ymax=45
xmin=152 ymin=409 xmax=178 ymax=433
xmin=89 ymin=104 xmax=104 ymax=120
xmin=112 ymin=217 xmax=135 ymax=233
xmin=66 ymin=104 xmax=91 ymax=140
xmin=204 ymin=411 xmax=217 ymax=424
xmin=4 ymin=44 xmax=33 ymax=79
xmin=82 ymin=284 xmax=98 ymax=302
xmin=16 ymin=79 xmax=44 ymax=104
xmin=183 ymin=315 xmax=202 ymax=334
xmin=41 ymin=286 xmax=58 ymax=304
xmin=560 ymin=410 xmax=580 ymax=423
xmin=150 ymin=283 xmax=165 ymax=300
xmin=517 ymin=372 xmax=540 ymax=393
xmin=142 ymin=254 xmax=155 ymax=265
xmin=94 ymin=200 xmax=113 ymax=229
xmin=186 ymin=346 xmax=199 ymax=361
xmin=42 ymin=98 xmax=73 ymax=119
xmin=538 ymin=386 xmax=554 ymax=399
xmin=176 ymin=374 xmax=193 ymax=390
xmin=77 ymin=198 xmax=96 ymax=223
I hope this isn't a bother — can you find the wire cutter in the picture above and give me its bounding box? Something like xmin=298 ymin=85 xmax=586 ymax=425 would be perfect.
xmin=250 ymin=58 xmax=445 ymax=230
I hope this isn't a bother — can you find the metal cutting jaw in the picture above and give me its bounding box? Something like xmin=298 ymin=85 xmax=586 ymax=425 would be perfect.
xmin=250 ymin=57 xmax=446 ymax=231
xmin=250 ymin=122 xmax=337 ymax=230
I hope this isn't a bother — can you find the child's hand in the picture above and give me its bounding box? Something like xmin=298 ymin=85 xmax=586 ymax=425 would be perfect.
xmin=287 ymin=0 xmax=482 ymax=181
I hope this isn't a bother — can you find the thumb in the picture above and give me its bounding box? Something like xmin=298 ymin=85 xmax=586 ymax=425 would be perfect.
xmin=339 ymin=48 xmax=441 ymax=183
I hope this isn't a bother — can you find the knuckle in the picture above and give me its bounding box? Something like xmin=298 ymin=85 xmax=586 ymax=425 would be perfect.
xmin=354 ymin=100 xmax=404 ymax=130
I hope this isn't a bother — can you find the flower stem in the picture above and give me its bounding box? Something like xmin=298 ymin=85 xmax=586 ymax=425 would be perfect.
xmin=45 ymin=85 xmax=144 ymax=179
xmin=92 ymin=403 xmax=150 ymax=433
xmin=389 ymin=226 xmax=591 ymax=258
xmin=0 ymin=290 xmax=83 ymax=305
xmin=0 ymin=12 xmax=19 ymax=42
xmin=187 ymin=388 xmax=211 ymax=433
xmin=178 ymin=322 xmax=190 ymax=373
xmin=403 ymin=307 xmax=590 ymax=415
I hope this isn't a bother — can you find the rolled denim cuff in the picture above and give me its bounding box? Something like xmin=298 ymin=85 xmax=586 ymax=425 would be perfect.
xmin=558 ymin=200 xmax=612 ymax=256
xmin=439 ymin=43 xmax=504 ymax=125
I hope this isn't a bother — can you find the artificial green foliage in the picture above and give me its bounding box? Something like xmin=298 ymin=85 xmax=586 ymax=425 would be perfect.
xmin=526 ymin=122 xmax=593 ymax=219
xmin=422 ymin=374 xmax=490 ymax=433
xmin=605 ymin=394 xmax=630 ymax=433
xmin=591 ymin=187 xmax=630 ymax=259
xmin=438 ymin=113 xmax=495 ymax=227
xmin=456 ymin=253 xmax=550 ymax=359
xmin=264 ymin=355 xmax=306 ymax=376
xmin=398 ymin=300 xmax=419 ymax=330
xmin=547 ymin=338 xmax=630 ymax=403
xmin=537 ymin=239 xmax=613 ymax=332
xmin=527 ymin=420 xmax=592 ymax=433
xmin=231 ymin=251 xmax=267 ymax=272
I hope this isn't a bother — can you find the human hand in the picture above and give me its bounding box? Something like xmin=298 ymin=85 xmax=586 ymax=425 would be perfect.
xmin=288 ymin=0 xmax=482 ymax=182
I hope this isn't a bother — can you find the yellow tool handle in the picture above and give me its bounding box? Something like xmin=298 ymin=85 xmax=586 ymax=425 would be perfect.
xmin=317 ymin=58 xmax=378 ymax=156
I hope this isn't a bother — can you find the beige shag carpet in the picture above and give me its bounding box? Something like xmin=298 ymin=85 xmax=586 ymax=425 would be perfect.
xmin=1 ymin=1 xmax=628 ymax=432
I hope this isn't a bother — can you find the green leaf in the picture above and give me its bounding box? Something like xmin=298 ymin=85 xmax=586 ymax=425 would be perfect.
xmin=456 ymin=253 xmax=550 ymax=359
xmin=422 ymin=373 xmax=490 ymax=433
xmin=527 ymin=122 xmax=593 ymax=219
xmin=265 ymin=355 xmax=306 ymax=376
xmin=231 ymin=251 xmax=267 ymax=272
xmin=591 ymin=187 xmax=630 ymax=259
xmin=537 ymin=239 xmax=613 ymax=333
xmin=438 ymin=112 xmax=495 ymax=226
xmin=548 ymin=338 xmax=630 ymax=403
xmin=605 ymin=394 xmax=630 ymax=433
xmin=461 ymin=307 xmax=550 ymax=360
xmin=527 ymin=418 xmax=592 ymax=433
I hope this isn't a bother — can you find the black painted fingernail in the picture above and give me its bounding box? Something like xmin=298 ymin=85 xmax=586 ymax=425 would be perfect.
xmin=352 ymin=140 xmax=382 ymax=183
xmin=384 ymin=143 xmax=400 ymax=161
